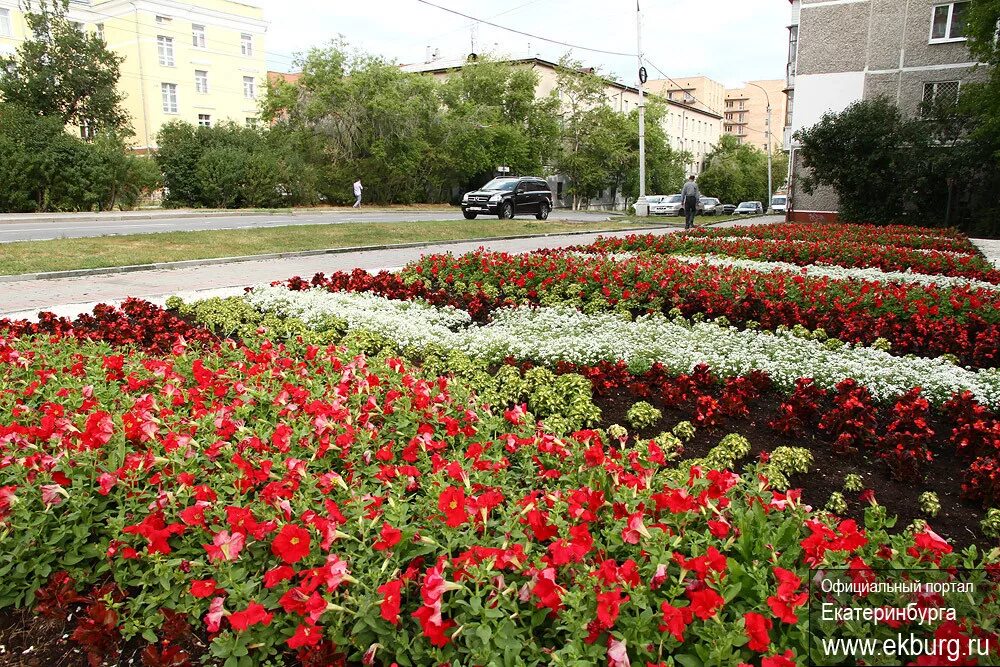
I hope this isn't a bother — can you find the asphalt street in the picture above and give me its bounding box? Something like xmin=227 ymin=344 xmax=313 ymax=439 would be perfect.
xmin=0 ymin=208 xmax=619 ymax=243
xmin=0 ymin=216 xmax=784 ymax=319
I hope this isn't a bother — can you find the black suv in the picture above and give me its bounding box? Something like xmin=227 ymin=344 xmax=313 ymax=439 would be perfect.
xmin=461 ymin=177 xmax=553 ymax=220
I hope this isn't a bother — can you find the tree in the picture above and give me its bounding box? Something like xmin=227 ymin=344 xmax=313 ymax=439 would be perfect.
xmin=0 ymin=0 xmax=129 ymax=135
xmin=552 ymin=57 xmax=611 ymax=209
xmin=698 ymin=135 xmax=773 ymax=205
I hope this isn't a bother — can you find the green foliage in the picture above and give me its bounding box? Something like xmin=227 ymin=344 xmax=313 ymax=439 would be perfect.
xmin=155 ymin=122 xmax=305 ymax=209
xmin=982 ymin=509 xmax=1000 ymax=539
xmin=918 ymin=492 xmax=941 ymax=518
xmin=650 ymin=431 xmax=685 ymax=461
xmin=826 ymin=491 xmax=849 ymax=515
xmin=0 ymin=0 xmax=129 ymax=134
xmin=672 ymin=421 xmax=697 ymax=442
xmin=843 ymin=474 xmax=864 ymax=493
xmin=0 ymin=103 xmax=157 ymax=212
xmin=626 ymin=401 xmax=662 ymax=429
xmin=763 ymin=447 xmax=814 ymax=490
xmin=168 ymin=296 xmax=344 ymax=343
xmin=697 ymin=135 xmax=777 ymax=205
xmin=701 ymin=434 xmax=752 ymax=470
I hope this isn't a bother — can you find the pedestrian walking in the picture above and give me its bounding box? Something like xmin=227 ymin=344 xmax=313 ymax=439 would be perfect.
xmin=352 ymin=178 xmax=363 ymax=208
xmin=681 ymin=175 xmax=700 ymax=230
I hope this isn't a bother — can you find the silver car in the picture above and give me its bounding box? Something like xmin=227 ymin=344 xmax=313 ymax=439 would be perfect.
xmin=649 ymin=194 xmax=684 ymax=216
xmin=700 ymin=197 xmax=723 ymax=215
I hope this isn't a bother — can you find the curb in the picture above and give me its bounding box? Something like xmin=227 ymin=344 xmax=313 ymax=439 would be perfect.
xmin=0 ymin=224 xmax=675 ymax=283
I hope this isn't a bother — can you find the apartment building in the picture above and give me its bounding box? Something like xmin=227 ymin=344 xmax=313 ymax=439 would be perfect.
xmin=723 ymin=79 xmax=786 ymax=152
xmin=647 ymin=75 xmax=726 ymax=115
xmin=782 ymin=0 xmax=986 ymax=222
xmin=0 ymin=0 xmax=268 ymax=150
xmin=397 ymin=56 xmax=723 ymax=205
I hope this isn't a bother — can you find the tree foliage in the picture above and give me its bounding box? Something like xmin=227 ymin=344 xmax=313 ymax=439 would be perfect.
xmin=0 ymin=0 xmax=129 ymax=134
xmin=698 ymin=135 xmax=781 ymax=205
xmin=0 ymin=103 xmax=158 ymax=212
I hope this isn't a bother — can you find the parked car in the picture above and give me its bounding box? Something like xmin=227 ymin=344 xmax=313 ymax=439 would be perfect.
xmin=769 ymin=194 xmax=789 ymax=214
xmin=650 ymin=194 xmax=684 ymax=216
xmin=735 ymin=201 xmax=765 ymax=215
xmin=700 ymin=197 xmax=723 ymax=215
xmin=718 ymin=203 xmax=737 ymax=215
xmin=461 ymin=176 xmax=553 ymax=220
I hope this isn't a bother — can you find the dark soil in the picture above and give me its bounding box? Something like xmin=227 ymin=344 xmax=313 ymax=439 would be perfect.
xmin=592 ymin=388 xmax=992 ymax=550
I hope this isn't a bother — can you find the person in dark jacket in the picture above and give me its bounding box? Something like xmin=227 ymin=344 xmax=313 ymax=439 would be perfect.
xmin=681 ymin=175 xmax=700 ymax=230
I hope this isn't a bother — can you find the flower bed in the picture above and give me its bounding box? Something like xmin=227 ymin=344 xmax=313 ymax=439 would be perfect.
xmin=579 ymin=233 xmax=1000 ymax=283
xmin=2 ymin=330 xmax=999 ymax=667
xmin=402 ymin=249 xmax=1000 ymax=368
xmin=690 ymin=221 xmax=979 ymax=254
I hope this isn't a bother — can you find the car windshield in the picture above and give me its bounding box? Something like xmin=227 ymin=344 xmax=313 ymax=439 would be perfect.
xmin=647 ymin=196 xmax=666 ymax=203
xmin=702 ymin=198 xmax=719 ymax=204
xmin=666 ymin=194 xmax=683 ymax=203
xmin=737 ymin=202 xmax=753 ymax=208
xmin=771 ymin=196 xmax=787 ymax=205
xmin=481 ymin=178 xmax=519 ymax=192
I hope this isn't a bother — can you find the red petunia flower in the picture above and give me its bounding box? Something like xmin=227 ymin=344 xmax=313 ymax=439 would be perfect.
xmin=373 ymin=522 xmax=402 ymax=552
xmin=686 ymin=586 xmax=724 ymax=620
xmin=286 ymin=622 xmax=323 ymax=649
xmin=761 ymin=650 xmax=798 ymax=667
xmin=263 ymin=565 xmax=296 ymax=589
xmin=203 ymin=530 xmax=245 ymax=563
xmin=621 ymin=511 xmax=651 ymax=544
xmin=228 ymin=600 xmax=273 ymax=632
xmin=378 ymin=579 xmax=403 ymax=625
xmin=659 ymin=601 xmax=694 ymax=642
xmin=438 ymin=486 xmax=467 ymax=528
xmin=271 ymin=524 xmax=312 ymax=564
xmin=190 ymin=578 xmax=218 ymax=599
xmin=744 ymin=612 xmax=773 ymax=652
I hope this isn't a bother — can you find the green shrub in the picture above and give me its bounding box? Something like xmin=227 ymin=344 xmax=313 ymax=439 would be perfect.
xmin=919 ymin=492 xmax=941 ymax=518
xmin=982 ymin=509 xmax=1000 ymax=539
xmin=826 ymin=491 xmax=848 ymax=515
xmin=764 ymin=446 xmax=814 ymax=490
xmin=844 ymin=474 xmax=864 ymax=492
xmin=702 ymin=434 xmax=752 ymax=469
xmin=672 ymin=421 xmax=697 ymax=442
xmin=626 ymin=401 xmax=662 ymax=429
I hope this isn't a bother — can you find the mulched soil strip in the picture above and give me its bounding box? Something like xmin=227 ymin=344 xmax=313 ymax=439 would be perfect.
xmin=593 ymin=390 xmax=989 ymax=550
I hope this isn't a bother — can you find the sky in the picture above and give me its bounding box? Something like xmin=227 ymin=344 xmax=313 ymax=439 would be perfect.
xmin=255 ymin=0 xmax=791 ymax=89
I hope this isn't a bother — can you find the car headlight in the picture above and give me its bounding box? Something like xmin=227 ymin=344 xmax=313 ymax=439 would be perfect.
xmin=462 ymin=193 xmax=469 ymax=202
xmin=489 ymin=194 xmax=502 ymax=202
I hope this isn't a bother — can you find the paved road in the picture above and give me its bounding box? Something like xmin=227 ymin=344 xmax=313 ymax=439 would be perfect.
xmin=0 ymin=209 xmax=619 ymax=243
xmin=0 ymin=216 xmax=783 ymax=320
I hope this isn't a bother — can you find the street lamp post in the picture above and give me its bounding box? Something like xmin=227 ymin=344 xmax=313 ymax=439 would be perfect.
xmin=746 ymin=81 xmax=772 ymax=212
xmin=636 ymin=1 xmax=646 ymax=202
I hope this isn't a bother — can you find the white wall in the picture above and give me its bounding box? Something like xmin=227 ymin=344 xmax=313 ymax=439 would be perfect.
xmin=790 ymin=71 xmax=865 ymax=140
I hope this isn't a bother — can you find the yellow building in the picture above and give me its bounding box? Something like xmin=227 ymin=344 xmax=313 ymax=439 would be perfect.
xmin=0 ymin=0 xmax=268 ymax=150
xmin=723 ymin=79 xmax=787 ymax=152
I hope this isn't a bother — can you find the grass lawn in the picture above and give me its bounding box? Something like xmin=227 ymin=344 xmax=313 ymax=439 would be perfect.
xmin=0 ymin=218 xmax=671 ymax=276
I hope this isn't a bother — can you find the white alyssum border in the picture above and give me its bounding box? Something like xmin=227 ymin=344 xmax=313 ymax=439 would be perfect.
xmin=237 ymin=287 xmax=1000 ymax=408
xmin=668 ymin=254 xmax=1000 ymax=293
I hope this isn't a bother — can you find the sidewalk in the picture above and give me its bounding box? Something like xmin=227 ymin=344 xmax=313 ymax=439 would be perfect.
xmin=0 ymin=217 xmax=780 ymax=320
xmin=0 ymin=205 xmax=455 ymax=225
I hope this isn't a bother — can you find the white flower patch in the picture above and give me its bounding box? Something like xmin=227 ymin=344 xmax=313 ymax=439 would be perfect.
xmin=669 ymin=254 xmax=1000 ymax=293
xmin=245 ymin=286 xmax=470 ymax=349
xmin=240 ymin=287 xmax=1000 ymax=408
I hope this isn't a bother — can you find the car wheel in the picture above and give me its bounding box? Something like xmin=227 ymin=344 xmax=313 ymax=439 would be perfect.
xmin=463 ymin=211 xmax=478 ymax=220
xmin=536 ymin=201 xmax=550 ymax=220
xmin=498 ymin=201 xmax=514 ymax=220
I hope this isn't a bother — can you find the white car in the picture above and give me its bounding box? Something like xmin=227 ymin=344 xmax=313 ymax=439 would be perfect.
xmin=735 ymin=201 xmax=764 ymax=215
xmin=649 ymin=194 xmax=684 ymax=216
xmin=770 ymin=195 xmax=788 ymax=214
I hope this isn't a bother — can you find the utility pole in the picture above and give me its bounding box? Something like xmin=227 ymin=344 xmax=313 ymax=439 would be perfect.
xmin=636 ymin=1 xmax=646 ymax=201
xmin=747 ymin=81 xmax=773 ymax=211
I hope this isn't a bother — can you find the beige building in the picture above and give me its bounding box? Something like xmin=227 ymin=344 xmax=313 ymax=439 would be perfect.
xmin=0 ymin=0 xmax=268 ymax=150
xmin=400 ymin=56 xmax=723 ymax=187
xmin=647 ymin=75 xmax=726 ymax=115
xmin=783 ymin=0 xmax=987 ymax=222
xmin=723 ymin=79 xmax=786 ymax=153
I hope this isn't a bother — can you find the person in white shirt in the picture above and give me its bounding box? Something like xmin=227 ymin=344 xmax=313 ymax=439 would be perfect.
xmin=353 ymin=179 xmax=363 ymax=208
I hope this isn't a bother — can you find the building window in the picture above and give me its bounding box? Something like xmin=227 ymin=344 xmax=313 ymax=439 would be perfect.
xmin=784 ymin=91 xmax=794 ymax=127
xmin=79 ymin=120 xmax=95 ymax=140
xmin=198 ymin=114 xmax=211 ymax=127
xmin=155 ymin=15 xmax=171 ymax=24
xmin=192 ymin=23 xmax=206 ymax=48
xmin=0 ymin=8 xmax=12 ymax=37
xmin=241 ymin=33 xmax=253 ymax=56
xmin=243 ymin=76 xmax=256 ymax=99
xmin=195 ymin=70 xmax=209 ymax=94
xmin=95 ymin=23 xmax=104 ymax=41
xmin=922 ymin=80 xmax=961 ymax=109
xmin=157 ymin=35 xmax=174 ymax=66
xmin=930 ymin=2 xmax=969 ymax=42
xmin=71 ymin=21 xmax=84 ymax=32
xmin=161 ymin=82 xmax=178 ymax=113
